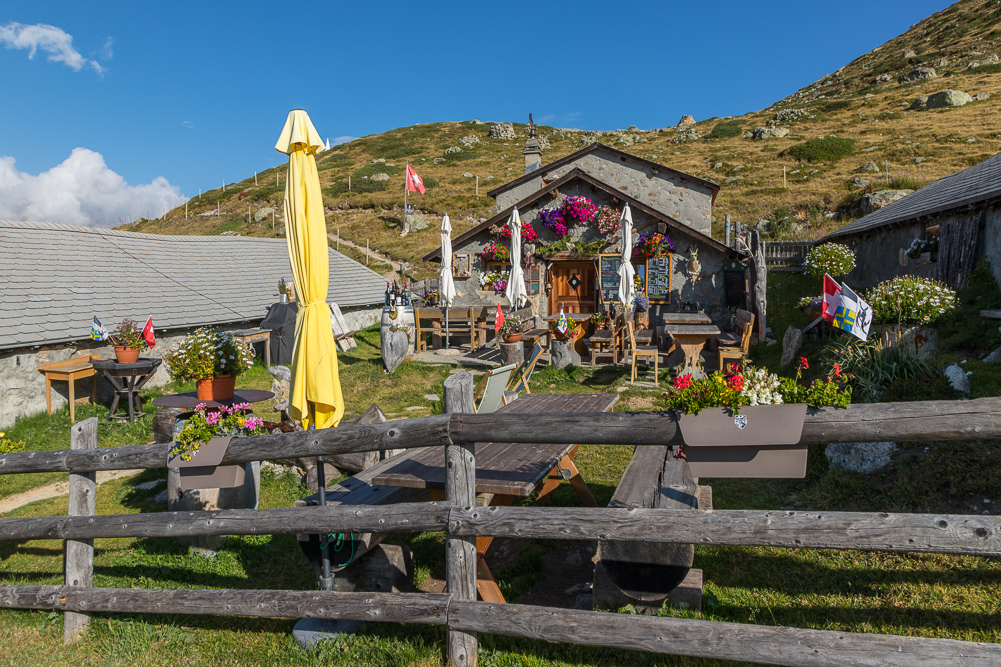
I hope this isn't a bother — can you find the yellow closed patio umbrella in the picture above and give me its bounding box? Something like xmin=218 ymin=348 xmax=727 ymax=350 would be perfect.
xmin=275 ymin=109 xmax=343 ymax=430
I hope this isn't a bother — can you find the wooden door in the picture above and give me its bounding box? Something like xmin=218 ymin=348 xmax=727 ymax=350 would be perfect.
xmin=548 ymin=261 xmax=596 ymax=315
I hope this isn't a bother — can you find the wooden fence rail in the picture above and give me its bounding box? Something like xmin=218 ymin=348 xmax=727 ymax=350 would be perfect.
xmin=764 ymin=240 xmax=812 ymax=272
xmin=1 ymin=377 xmax=1000 ymax=666
xmin=2 ymin=397 xmax=999 ymax=476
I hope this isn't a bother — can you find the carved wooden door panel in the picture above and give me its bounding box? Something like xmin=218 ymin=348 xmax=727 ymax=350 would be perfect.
xmin=548 ymin=261 xmax=596 ymax=315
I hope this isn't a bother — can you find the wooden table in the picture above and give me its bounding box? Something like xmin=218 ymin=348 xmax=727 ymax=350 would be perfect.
xmin=91 ymin=358 xmax=163 ymax=423
xmin=373 ymin=392 xmax=619 ymax=603
xmin=659 ymin=312 xmax=712 ymax=351
xmin=152 ymin=389 xmax=274 ymax=411
xmin=662 ymin=323 xmax=721 ymax=380
xmin=38 ymin=355 xmax=100 ymax=423
xmin=231 ymin=329 xmax=271 ymax=369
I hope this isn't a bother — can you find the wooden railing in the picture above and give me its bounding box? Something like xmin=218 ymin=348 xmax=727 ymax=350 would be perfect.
xmin=765 ymin=240 xmax=813 ymax=271
xmin=1 ymin=382 xmax=1001 ymax=666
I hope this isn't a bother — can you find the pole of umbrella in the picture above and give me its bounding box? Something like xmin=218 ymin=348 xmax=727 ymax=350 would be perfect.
xmin=316 ymin=455 xmax=333 ymax=591
xmin=445 ymin=309 xmax=450 ymax=350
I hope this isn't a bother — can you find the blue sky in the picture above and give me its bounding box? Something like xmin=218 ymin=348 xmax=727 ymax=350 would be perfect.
xmin=0 ymin=0 xmax=950 ymax=226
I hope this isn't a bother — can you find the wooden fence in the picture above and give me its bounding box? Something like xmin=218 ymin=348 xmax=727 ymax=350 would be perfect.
xmin=1 ymin=380 xmax=1001 ymax=666
xmin=765 ymin=240 xmax=813 ymax=272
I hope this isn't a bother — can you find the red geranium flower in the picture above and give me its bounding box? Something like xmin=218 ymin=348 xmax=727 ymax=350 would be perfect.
xmin=673 ymin=374 xmax=693 ymax=390
xmin=798 ymin=357 xmax=810 ymax=371
xmin=728 ymin=375 xmax=745 ymax=392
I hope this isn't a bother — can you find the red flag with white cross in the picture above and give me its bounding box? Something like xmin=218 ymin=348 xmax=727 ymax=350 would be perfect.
xmin=405 ymin=164 xmax=425 ymax=194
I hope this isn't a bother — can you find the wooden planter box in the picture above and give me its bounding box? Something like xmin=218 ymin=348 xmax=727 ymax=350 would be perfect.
xmin=167 ymin=436 xmax=245 ymax=490
xmin=679 ymin=404 xmax=808 ymax=478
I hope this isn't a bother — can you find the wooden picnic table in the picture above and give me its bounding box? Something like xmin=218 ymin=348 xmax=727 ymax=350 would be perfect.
xmin=657 ymin=312 xmax=711 ymax=351
xmin=372 ymin=392 xmax=619 ymax=603
xmin=662 ymin=323 xmax=720 ymax=380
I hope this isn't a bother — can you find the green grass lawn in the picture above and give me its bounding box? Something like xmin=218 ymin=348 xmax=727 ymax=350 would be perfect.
xmin=1 ymin=293 xmax=1000 ymax=665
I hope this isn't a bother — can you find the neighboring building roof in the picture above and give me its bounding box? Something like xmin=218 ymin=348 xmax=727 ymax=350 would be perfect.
xmin=0 ymin=221 xmax=386 ymax=351
xmin=485 ymin=142 xmax=721 ymax=200
xmin=423 ymin=168 xmax=736 ymax=261
xmin=820 ymin=151 xmax=1001 ymax=242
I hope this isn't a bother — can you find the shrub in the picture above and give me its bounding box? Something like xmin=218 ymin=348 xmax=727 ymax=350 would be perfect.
xmin=325 ymin=179 xmax=387 ymax=196
xmin=824 ymin=338 xmax=935 ymax=403
xmin=706 ymin=121 xmax=743 ymax=139
xmin=804 ymin=243 xmax=856 ymax=278
xmin=815 ymin=100 xmax=853 ymax=113
xmin=866 ymin=275 xmax=957 ymax=326
xmin=381 ymin=145 xmax=422 ymax=159
xmin=786 ymin=136 xmax=856 ymax=163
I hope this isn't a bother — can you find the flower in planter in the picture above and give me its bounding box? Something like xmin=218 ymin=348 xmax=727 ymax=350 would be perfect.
xmin=499 ymin=222 xmax=540 ymax=243
xmin=539 ymin=207 xmax=568 ymax=237
xmin=549 ymin=317 xmax=579 ymax=342
xmin=170 ymin=402 xmax=265 ymax=461
xmin=865 ymin=275 xmax=956 ymax=326
xmin=0 ymin=432 xmax=24 ymax=455
xmin=109 ymin=318 xmax=149 ymax=350
xmin=804 ymin=243 xmax=855 ymax=279
xmin=633 ymin=232 xmax=675 ymax=259
xmin=563 ymin=195 xmax=596 ymax=224
xmin=277 ymin=277 xmax=292 ymax=298
xmin=164 ymin=328 xmax=255 ymax=382
xmin=480 ymin=242 xmax=511 ymax=263
xmin=633 ymin=295 xmax=650 ymax=312
xmin=594 ymin=205 xmax=621 ymax=236
xmin=906 ymin=237 xmax=939 ymax=259
xmin=498 ymin=316 xmax=523 ymax=338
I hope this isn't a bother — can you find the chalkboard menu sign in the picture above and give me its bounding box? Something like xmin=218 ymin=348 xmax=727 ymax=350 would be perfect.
xmin=646 ymin=255 xmax=673 ymax=302
xmin=598 ymin=254 xmax=623 ymax=303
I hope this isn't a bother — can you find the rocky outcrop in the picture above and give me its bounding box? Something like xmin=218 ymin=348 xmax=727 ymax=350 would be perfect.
xmin=752 ymin=126 xmax=789 ymax=140
xmin=897 ymin=67 xmax=937 ymax=84
xmin=860 ymin=189 xmax=913 ymax=214
xmin=488 ymin=123 xmax=516 ymax=140
xmin=677 ymin=114 xmax=695 ymax=127
xmin=925 ymin=89 xmax=973 ymax=109
xmin=857 ymin=161 xmax=880 ymax=173
xmin=773 ymin=108 xmax=812 ymax=123
xmin=909 ymin=96 xmax=928 ymax=110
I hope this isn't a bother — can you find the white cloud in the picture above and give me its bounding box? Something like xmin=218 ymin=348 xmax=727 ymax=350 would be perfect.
xmin=332 ymin=135 xmax=356 ymax=145
xmin=0 ymin=22 xmax=104 ymax=73
xmin=0 ymin=148 xmax=186 ymax=227
xmin=182 ymin=120 xmax=194 ymax=129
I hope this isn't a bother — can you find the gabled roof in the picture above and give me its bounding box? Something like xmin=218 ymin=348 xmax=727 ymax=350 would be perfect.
xmin=423 ymin=168 xmax=735 ymax=261
xmin=485 ymin=142 xmax=720 ymax=200
xmin=820 ymin=151 xmax=1001 ymax=242
xmin=0 ymin=221 xmax=386 ymax=351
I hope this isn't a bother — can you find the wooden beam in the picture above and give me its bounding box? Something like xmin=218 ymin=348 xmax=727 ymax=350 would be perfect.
xmin=0 ymin=503 xmax=447 ymax=542
xmin=0 ymin=586 xmax=449 ymax=625
xmin=64 ymin=418 xmax=97 ymax=645
xmin=448 ymin=506 xmax=1001 ymax=556
xmin=447 ymin=601 xmax=1001 ymax=667
xmin=3 ymin=398 xmax=1001 ymax=477
xmin=443 ymin=372 xmax=478 ymax=667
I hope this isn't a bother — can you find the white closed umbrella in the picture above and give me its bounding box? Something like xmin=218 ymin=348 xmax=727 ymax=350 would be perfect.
xmin=504 ymin=208 xmax=528 ymax=309
xmin=617 ymin=203 xmax=636 ymax=308
xmin=439 ymin=213 xmax=457 ymax=348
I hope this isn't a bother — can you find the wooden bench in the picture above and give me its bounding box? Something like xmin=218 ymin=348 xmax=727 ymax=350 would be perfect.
xmin=38 ymin=355 xmax=100 ymax=423
xmin=592 ymin=446 xmax=712 ymax=612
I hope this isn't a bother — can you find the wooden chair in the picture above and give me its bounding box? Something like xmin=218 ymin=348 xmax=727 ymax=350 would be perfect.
xmin=716 ymin=310 xmax=755 ymax=371
xmin=473 ymin=363 xmax=518 ymax=413
xmin=626 ymin=321 xmax=659 ymax=385
xmin=587 ymin=315 xmax=622 ymax=366
xmin=414 ymin=307 xmax=432 ymax=352
xmin=432 ymin=307 xmax=476 ymax=350
xmin=505 ymin=343 xmax=545 ymax=403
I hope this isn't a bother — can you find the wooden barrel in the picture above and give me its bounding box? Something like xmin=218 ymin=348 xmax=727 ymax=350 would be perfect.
xmin=380 ymin=305 xmax=415 ymax=354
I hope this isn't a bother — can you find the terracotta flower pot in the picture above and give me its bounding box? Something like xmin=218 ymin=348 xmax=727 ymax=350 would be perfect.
xmin=679 ymin=404 xmax=808 ymax=478
xmin=196 ymin=375 xmax=236 ymax=401
xmin=502 ymin=333 xmax=523 ymax=344
xmin=114 ymin=346 xmax=141 ymax=364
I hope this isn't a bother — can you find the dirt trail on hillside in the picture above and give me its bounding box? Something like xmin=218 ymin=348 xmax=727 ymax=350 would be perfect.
xmin=0 ymin=469 xmax=141 ymax=515
xmin=327 ymin=233 xmax=399 ymax=280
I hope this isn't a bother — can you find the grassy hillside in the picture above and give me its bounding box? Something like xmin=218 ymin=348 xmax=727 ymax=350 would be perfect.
xmin=123 ymin=0 xmax=1001 ymax=273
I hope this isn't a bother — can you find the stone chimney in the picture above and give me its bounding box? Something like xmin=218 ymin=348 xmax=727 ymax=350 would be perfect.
xmin=523 ymin=112 xmax=542 ymax=175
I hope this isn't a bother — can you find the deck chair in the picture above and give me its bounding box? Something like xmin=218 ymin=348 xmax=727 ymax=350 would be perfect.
xmin=473 ymin=363 xmax=518 ymax=414
xmin=627 ymin=321 xmax=659 ymax=385
xmin=503 ymin=343 xmax=545 ymax=404
xmin=716 ymin=309 xmax=755 ymax=371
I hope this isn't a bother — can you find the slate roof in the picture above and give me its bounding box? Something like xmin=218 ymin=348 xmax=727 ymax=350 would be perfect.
xmin=820 ymin=151 xmax=1001 ymax=242
xmin=485 ymin=142 xmax=721 ymax=200
xmin=424 ymin=168 xmax=736 ymax=262
xmin=0 ymin=221 xmax=386 ymax=351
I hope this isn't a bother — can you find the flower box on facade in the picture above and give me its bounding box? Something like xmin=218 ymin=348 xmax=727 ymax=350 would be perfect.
xmin=167 ymin=436 xmax=245 ymax=491
xmin=679 ymin=404 xmax=808 ymax=478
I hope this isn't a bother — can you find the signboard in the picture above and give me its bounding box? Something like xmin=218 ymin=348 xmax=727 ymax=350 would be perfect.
xmin=646 ymin=255 xmax=673 ymax=302
xmin=598 ymin=254 xmax=622 ymax=303
xmin=405 ymin=203 xmax=415 ymax=215
xmin=724 ymin=260 xmax=747 ymax=308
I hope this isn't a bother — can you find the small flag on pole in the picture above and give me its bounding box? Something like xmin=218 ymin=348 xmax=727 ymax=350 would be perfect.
xmin=494 ymin=304 xmax=505 ymax=333
xmin=90 ymin=316 xmax=108 ymax=341
xmin=405 ymin=164 xmax=425 ymax=194
xmin=821 ymin=274 xmax=841 ymax=323
xmin=556 ymin=306 xmax=569 ymax=336
xmin=833 ymin=283 xmax=872 ymax=342
xmin=142 ymin=316 xmax=156 ymax=348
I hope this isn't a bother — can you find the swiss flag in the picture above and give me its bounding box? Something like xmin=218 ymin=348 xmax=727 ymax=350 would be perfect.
xmin=405 ymin=164 xmax=425 ymax=194
xmin=821 ymin=274 xmax=841 ymax=323
xmin=494 ymin=304 xmax=505 ymax=333
xmin=142 ymin=316 xmax=156 ymax=348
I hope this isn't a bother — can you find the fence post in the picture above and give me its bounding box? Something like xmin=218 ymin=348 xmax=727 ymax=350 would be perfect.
xmin=64 ymin=417 xmax=97 ymax=644
xmin=443 ymin=372 xmax=477 ymax=667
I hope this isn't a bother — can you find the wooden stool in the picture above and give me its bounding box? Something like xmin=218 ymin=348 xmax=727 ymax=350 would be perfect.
xmin=38 ymin=355 xmax=100 ymax=423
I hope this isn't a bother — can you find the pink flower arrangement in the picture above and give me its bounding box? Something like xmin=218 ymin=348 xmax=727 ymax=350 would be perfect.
xmin=539 ymin=207 xmax=568 ymax=237
xmin=480 ymin=242 xmax=511 ymax=263
xmin=499 ymin=222 xmax=540 ymax=242
xmin=564 ymin=196 xmax=596 ymax=224
xmin=594 ymin=205 xmax=621 ymax=236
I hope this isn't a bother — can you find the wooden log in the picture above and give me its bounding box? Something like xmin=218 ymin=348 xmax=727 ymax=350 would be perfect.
xmin=447 ymin=601 xmax=1001 ymax=667
xmin=325 ymin=403 xmax=390 ymax=472
xmin=4 ymin=398 xmax=1001 ymax=476
xmin=152 ymin=407 xmax=186 ymax=444
xmin=0 ymin=585 xmax=449 ymax=626
xmin=443 ymin=372 xmax=478 ymax=667
xmin=64 ymin=418 xmax=96 ymax=645
xmin=448 ymin=506 xmax=1001 ymax=556
xmin=0 ymin=502 xmax=448 ymax=542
